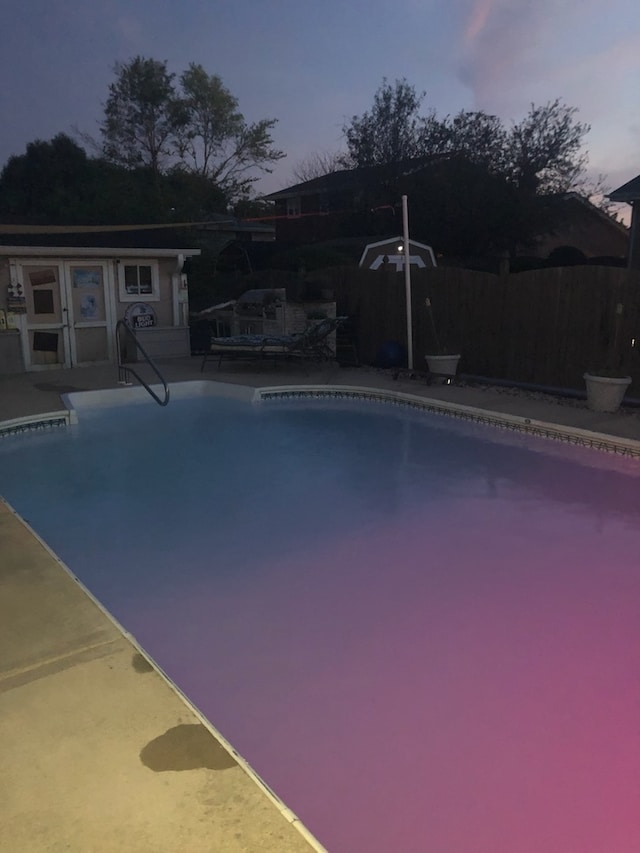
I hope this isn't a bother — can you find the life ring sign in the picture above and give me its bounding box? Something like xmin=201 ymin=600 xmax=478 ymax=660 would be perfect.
xmin=124 ymin=302 xmax=157 ymax=330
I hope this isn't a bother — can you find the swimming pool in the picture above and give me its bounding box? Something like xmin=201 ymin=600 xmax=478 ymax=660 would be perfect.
xmin=2 ymin=389 xmax=640 ymax=853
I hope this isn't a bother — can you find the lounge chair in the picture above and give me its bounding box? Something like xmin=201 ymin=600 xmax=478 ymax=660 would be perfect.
xmin=201 ymin=316 xmax=347 ymax=371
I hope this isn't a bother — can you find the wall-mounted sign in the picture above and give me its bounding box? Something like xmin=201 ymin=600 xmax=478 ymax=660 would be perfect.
xmin=73 ymin=268 xmax=102 ymax=288
xmin=124 ymin=302 xmax=157 ymax=330
xmin=7 ymin=296 xmax=27 ymax=314
xmin=28 ymin=268 xmax=57 ymax=288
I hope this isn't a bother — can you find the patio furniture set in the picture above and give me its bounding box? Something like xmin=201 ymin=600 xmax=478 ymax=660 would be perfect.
xmin=201 ymin=316 xmax=347 ymax=371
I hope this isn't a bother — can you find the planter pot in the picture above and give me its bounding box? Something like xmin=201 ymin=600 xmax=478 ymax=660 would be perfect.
xmin=425 ymin=353 xmax=461 ymax=384
xmin=583 ymin=372 xmax=631 ymax=413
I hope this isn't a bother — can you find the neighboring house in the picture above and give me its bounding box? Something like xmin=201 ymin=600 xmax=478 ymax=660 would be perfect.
xmin=607 ymin=175 xmax=640 ymax=268
xmin=264 ymin=157 xmax=441 ymax=244
xmin=0 ymin=225 xmax=201 ymax=374
xmin=266 ymin=163 xmax=629 ymax=265
xmin=528 ymin=193 xmax=629 ymax=261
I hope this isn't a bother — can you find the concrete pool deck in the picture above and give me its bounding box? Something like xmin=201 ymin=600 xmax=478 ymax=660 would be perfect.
xmin=2 ymin=356 xmax=640 ymax=852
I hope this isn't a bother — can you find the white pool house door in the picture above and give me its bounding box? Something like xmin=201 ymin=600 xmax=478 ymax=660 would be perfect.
xmin=20 ymin=262 xmax=72 ymax=370
xmin=63 ymin=262 xmax=113 ymax=366
xmin=19 ymin=260 xmax=114 ymax=370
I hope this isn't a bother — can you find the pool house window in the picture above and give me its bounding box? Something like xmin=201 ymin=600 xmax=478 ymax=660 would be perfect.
xmin=118 ymin=260 xmax=159 ymax=301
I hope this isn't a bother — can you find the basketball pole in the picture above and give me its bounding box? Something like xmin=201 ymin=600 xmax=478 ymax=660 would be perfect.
xmin=402 ymin=194 xmax=413 ymax=370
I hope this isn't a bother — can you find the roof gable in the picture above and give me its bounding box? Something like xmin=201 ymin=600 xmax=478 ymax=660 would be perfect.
xmin=552 ymin=192 xmax=629 ymax=235
xmin=608 ymin=174 xmax=640 ymax=202
xmin=265 ymin=155 xmax=447 ymax=200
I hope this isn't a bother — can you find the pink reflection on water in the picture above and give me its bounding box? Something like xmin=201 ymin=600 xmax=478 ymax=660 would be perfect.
xmin=127 ymin=494 xmax=640 ymax=853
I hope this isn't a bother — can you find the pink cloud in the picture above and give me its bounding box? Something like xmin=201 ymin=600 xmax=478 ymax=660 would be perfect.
xmin=462 ymin=0 xmax=495 ymax=47
xmin=457 ymin=0 xmax=552 ymax=111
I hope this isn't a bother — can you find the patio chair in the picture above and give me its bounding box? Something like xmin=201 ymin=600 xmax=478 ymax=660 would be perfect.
xmin=284 ymin=316 xmax=348 ymax=361
xmin=201 ymin=316 xmax=347 ymax=371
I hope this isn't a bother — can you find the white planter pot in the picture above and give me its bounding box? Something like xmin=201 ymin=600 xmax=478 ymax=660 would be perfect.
xmin=425 ymin=353 xmax=461 ymax=384
xmin=583 ymin=372 xmax=631 ymax=413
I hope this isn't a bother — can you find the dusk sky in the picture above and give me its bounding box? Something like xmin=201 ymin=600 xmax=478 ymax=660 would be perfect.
xmin=1 ymin=0 xmax=639 ymax=207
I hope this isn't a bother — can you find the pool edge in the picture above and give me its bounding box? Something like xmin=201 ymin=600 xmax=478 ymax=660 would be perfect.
xmin=0 ymin=409 xmax=73 ymax=438
xmin=0 ymin=495 xmax=329 ymax=853
xmin=3 ymin=380 xmax=640 ymax=459
xmin=255 ymin=384 xmax=640 ymax=458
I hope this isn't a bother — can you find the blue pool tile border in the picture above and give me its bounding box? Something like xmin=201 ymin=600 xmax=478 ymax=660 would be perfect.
xmin=257 ymin=387 xmax=640 ymax=459
xmin=0 ymin=413 xmax=70 ymax=439
xmin=3 ymin=382 xmax=639 ymax=460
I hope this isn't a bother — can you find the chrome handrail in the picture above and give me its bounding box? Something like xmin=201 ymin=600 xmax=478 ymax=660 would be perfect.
xmin=115 ymin=320 xmax=170 ymax=406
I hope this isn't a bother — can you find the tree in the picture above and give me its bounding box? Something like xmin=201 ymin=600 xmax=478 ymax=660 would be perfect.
xmin=177 ymin=64 xmax=284 ymax=199
xmin=0 ymin=133 xmax=228 ymax=225
xmin=420 ymin=110 xmax=509 ymax=174
xmin=160 ymin=169 xmax=228 ymax=221
xmin=100 ymin=57 xmax=284 ymax=204
xmin=342 ymin=78 xmax=426 ymax=168
xmin=232 ymin=196 xmax=274 ymax=220
xmin=176 ymin=64 xmax=242 ymax=177
xmin=342 ymin=79 xmax=508 ymax=173
xmin=0 ymin=134 xmax=91 ymax=223
xmin=507 ymin=99 xmax=590 ymax=194
xmin=292 ymin=149 xmax=344 ymax=182
xmin=101 ymin=57 xmax=184 ymax=175
xmin=342 ymin=80 xmax=593 ymax=198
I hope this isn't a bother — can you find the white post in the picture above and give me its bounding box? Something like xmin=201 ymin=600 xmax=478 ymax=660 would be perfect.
xmin=402 ymin=194 xmax=413 ymax=370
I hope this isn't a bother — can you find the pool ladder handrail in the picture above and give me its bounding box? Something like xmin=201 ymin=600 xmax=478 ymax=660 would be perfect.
xmin=115 ymin=320 xmax=170 ymax=407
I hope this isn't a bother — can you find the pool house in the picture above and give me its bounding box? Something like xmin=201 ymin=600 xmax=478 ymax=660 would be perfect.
xmin=0 ymin=230 xmax=201 ymax=374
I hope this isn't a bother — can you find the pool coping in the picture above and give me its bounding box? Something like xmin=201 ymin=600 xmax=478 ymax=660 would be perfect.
xmin=1 ymin=496 xmax=328 ymax=853
xmin=3 ymin=379 xmax=640 ymax=458
xmin=255 ymin=384 xmax=640 ymax=458
xmin=0 ymin=409 xmax=73 ymax=438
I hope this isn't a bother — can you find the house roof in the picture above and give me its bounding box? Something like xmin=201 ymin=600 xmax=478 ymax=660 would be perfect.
xmin=0 ymin=245 xmax=202 ymax=260
xmin=264 ymin=155 xmax=448 ymax=200
xmin=526 ymin=192 xmax=629 ymax=260
xmin=607 ymin=175 xmax=640 ymax=202
xmin=551 ymin=192 xmax=629 ymax=236
xmin=0 ymin=222 xmax=209 ymax=256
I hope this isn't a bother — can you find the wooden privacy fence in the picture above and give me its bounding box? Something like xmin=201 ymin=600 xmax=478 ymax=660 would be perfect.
xmin=329 ymin=265 xmax=640 ymax=392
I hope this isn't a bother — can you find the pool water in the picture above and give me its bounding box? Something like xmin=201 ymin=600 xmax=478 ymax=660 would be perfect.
xmin=2 ymin=393 xmax=640 ymax=853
